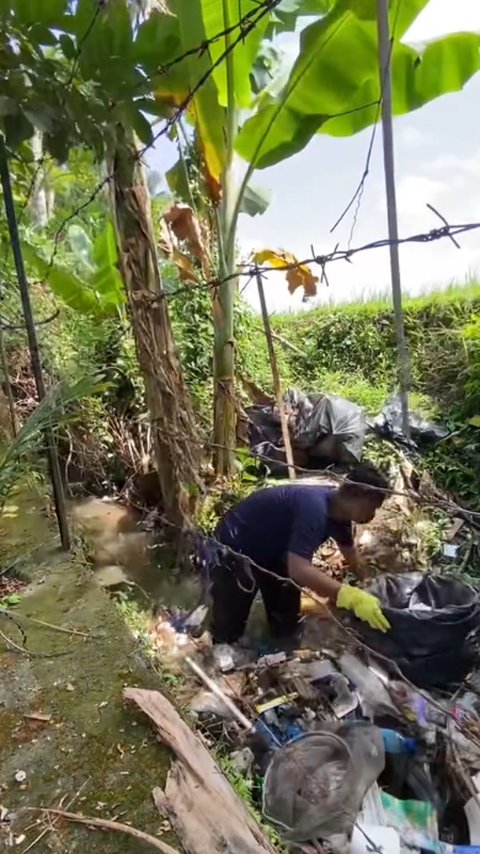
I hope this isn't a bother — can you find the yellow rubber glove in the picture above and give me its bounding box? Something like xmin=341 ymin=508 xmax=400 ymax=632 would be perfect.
xmin=337 ymin=585 xmax=391 ymax=633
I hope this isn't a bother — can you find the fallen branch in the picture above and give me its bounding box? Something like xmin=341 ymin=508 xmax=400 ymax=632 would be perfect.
xmin=26 ymin=809 xmax=177 ymax=853
xmin=254 ymin=325 xmax=304 ymax=357
xmin=15 ymin=614 xmax=93 ymax=638
xmin=21 ymin=779 xmax=89 ymax=853
xmin=125 ymin=687 xmax=276 ymax=854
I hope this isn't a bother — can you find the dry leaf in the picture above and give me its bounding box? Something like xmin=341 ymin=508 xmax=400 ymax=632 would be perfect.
xmin=163 ymin=204 xmax=204 ymax=261
xmin=252 ymin=248 xmax=318 ymax=297
xmin=170 ymin=249 xmax=199 ymax=283
xmin=23 ymin=713 xmax=52 ymax=723
xmin=286 ymin=266 xmax=318 ymax=297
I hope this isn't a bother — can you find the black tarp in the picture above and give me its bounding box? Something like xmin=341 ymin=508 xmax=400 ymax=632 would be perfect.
xmin=353 ymin=573 xmax=480 ymax=690
xmin=246 ymin=389 xmax=367 ymax=476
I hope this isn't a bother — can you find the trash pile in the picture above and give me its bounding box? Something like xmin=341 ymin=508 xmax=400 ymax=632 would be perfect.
xmin=244 ymin=388 xmax=449 ymax=474
xmin=179 ymin=573 xmax=480 ymax=854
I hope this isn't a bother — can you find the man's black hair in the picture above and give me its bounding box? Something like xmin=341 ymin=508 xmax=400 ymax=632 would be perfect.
xmin=340 ymin=462 xmax=390 ymax=503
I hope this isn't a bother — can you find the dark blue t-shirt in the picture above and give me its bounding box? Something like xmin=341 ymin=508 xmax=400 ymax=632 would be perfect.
xmin=215 ymin=485 xmax=353 ymax=570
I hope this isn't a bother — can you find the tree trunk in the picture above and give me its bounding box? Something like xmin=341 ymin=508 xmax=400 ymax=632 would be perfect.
xmin=212 ymin=276 xmax=236 ymax=476
xmin=30 ymin=130 xmax=49 ymax=228
xmin=111 ymin=131 xmax=200 ymax=531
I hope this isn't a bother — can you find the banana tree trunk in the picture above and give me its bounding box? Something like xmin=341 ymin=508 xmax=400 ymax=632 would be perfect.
xmin=212 ymin=275 xmax=236 ymax=476
xmin=30 ymin=130 xmax=49 ymax=228
xmin=111 ymin=130 xmax=200 ymax=531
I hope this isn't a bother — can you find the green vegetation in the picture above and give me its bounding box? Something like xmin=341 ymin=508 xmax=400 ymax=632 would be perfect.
xmin=239 ymin=283 xmax=480 ymax=507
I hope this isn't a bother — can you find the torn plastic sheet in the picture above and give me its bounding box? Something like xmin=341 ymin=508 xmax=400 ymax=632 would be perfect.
xmin=246 ymin=388 xmax=367 ymax=473
xmin=262 ymin=722 xmax=384 ymax=843
xmin=355 ymin=573 xmax=480 ymax=690
xmin=373 ymin=394 xmax=450 ymax=448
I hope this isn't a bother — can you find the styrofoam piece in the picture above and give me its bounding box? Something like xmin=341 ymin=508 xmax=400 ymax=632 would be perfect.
xmin=465 ymin=797 xmax=480 ymax=845
xmin=360 ymin=784 xmax=385 ymax=827
xmin=350 ymin=823 xmax=400 ymax=854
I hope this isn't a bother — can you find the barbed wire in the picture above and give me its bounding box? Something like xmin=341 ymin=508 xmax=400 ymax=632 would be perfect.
xmin=38 ymin=0 xmax=282 ymax=274
xmin=137 ymin=0 xmax=282 ymax=157
xmin=330 ymin=0 xmax=403 ymax=245
xmin=131 ymin=0 xmax=281 ymax=96
xmin=17 ymin=1 xmax=103 ymax=225
xmin=146 ymin=211 xmax=480 ymax=304
xmin=152 ymin=512 xmax=480 ymax=749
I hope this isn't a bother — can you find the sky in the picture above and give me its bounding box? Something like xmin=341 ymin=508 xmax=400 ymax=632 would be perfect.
xmin=148 ymin=0 xmax=480 ymax=314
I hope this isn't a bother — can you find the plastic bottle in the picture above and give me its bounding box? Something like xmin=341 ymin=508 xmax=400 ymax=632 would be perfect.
xmin=381 ymin=728 xmax=417 ymax=755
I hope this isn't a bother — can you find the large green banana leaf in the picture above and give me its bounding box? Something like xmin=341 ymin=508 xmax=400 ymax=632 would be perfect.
xmin=235 ymin=0 xmax=480 ymax=169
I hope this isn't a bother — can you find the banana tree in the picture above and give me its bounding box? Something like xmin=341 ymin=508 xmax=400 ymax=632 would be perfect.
xmin=0 ymin=0 xmax=202 ymax=528
xmin=143 ymin=0 xmax=480 ymax=475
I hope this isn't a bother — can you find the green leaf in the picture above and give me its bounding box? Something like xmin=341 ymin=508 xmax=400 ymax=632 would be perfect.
xmin=468 ymin=416 xmax=480 ymax=428
xmin=67 ymin=225 xmax=94 ymax=271
xmin=27 ymin=24 xmax=58 ymax=46
xmin=13 ymin=0 xmax=67 ymax=27
xmin=59 ymin=33 xmax=76 ymax=60
xmin=239 ymin=183 xmax=271 ymax=217
xmin=3 ymin=110 xmax=34 ymax=147
xmin=267 ymin=0 xmax=334 ymax=36
xmin=92 ymin=222 xmax=125 ymax=307
xmin=44 ymin=129 xmax=70 ymax=163
xmin=321 ymin=32 xmax=480 ymax=137
xmin=22 ymin=241 xmax=100 ymax=314
xmin=165 ymin=0 xmax=227 ymax=184
xmin=2 ymin=593 xmax=21 ymax=606
xmin=134 ymin=9 xmax=181 ymax=72
xmin=0 ymin=96 xmax=16 ymax=117
xmin=134 ymin=97 xmax=173 ymax=119
xmin=165 ymin=158 xmax=191 ymax=204
xmin=235 ymin=0 xmax=476 ymax=170
xmin=130 ymin=109 xmax=153 ymax=147
xmin=201 ymin=0 xmax=270 ymax=108
xmin=74 ymin=0 xmax=133 ymax=81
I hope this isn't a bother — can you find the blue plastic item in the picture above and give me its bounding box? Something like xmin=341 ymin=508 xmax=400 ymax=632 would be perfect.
xmin=381 ymin=728 xmax=417 ymax=755
xmin=420 ymin=846 xmax=480 ymax=853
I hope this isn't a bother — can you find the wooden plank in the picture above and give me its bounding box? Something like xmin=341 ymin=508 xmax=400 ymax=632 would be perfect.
xmin=124 ymin=687 xmax=276 ymax=854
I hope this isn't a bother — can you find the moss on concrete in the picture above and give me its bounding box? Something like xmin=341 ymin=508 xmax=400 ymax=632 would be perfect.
xmin=0 ymin=485 xmax=177 ymax=852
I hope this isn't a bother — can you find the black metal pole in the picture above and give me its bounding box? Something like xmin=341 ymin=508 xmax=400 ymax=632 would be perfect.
xmin=0 ymin=134 xmax=70 ymax=549
xmin=376 ymin=0 xmax=411 ymax=438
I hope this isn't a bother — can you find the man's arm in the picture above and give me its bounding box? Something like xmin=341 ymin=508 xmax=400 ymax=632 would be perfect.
xmin=337 ymin=543 xmax=364 ymax=579
xmin=287 ymin=551 xmax=390 ymax=633
xmin=287 ymin=552 xmax=341 ymax=601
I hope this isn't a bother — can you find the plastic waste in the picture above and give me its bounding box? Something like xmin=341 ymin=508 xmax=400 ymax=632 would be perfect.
xmin=373 ymin=393 xmax=450 ymax=447
xmin=262 ymin=721 xmax=385 ymax=843
xmin=337 ymin=651 xmax=399 ymax=719
xmin=356 ymin=573 xmax=480 ymax=690
xmin=246 ymin=388 xmax=367 ymax=472
xmin=381 ymin=728 xmax=417 ymax=755
xmin=213 ymin=643 xmax=236 ymax=673
xmin=188 ymin=689 xmax=237 ymax=720
xmin=351 ymin=824 xmax=401 ymax=854
xmin=284 ymin=389 xmax=366 ymax=462
xmin=389 ymin=681 xmax=429 ymax=728
xmin=379 ymin=791 xmax=439 ymax=850
xmin=421 ymin=847 xmax=480 ymax=853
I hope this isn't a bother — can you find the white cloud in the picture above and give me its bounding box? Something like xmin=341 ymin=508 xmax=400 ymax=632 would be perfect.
xmin=399 ymin=126 xmax=427 ymax=148
xmin=405 ymin=0 xmax=480 ymax=42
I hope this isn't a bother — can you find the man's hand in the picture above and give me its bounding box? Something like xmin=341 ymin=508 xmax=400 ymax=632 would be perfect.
xmin=338 ymin=544 xmax=368 ymax=581
xmin=336 ymin=585 xmax=390 ymax=633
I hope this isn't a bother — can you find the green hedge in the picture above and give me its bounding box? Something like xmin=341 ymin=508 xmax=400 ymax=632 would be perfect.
xmin=238 ymin=285 xmax=480 ymax=420
xmin=237 ymin=285 xmax=480 ymax=507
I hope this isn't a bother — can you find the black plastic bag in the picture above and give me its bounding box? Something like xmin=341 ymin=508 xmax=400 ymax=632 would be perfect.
xmin=245 ymin=389 xmax=367 ymax=473
xmin=285 ymin=389 xmax=366 ymax=462
xmin=373 ymin=394 xmax=450 ymax=447
xmin=354 ymin=573 xmax=480 ymax=690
